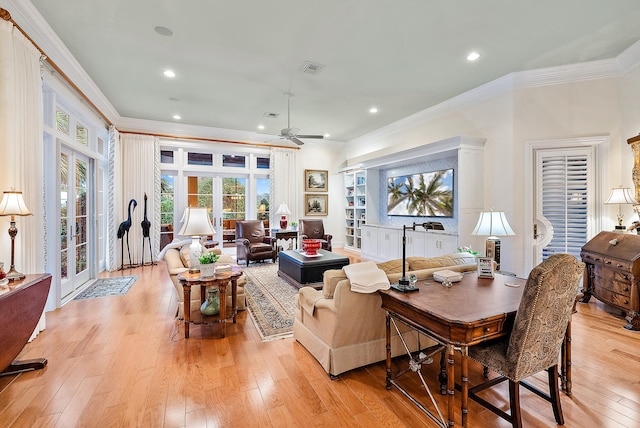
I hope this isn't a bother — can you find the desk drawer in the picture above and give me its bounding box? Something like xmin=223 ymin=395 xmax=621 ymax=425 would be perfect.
xmin=470 ymin=319 xmax=504 ymax=342
xmin=593 ymin=272 xmax=633 ymax=296
xmin=593 ymin=265 xmax=633 ymax=286
xmin=593 ymin=286 xmax=636 ymax=311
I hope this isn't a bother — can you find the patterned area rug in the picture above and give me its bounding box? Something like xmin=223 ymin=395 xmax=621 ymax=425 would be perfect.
xmin=243 ymin=262 xmax=299 ymax=341
xmin=74 ymin=276 xmax=138 ymax=300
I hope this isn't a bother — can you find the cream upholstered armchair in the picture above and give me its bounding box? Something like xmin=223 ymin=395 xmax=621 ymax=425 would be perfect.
xmin=163 ymin=243 xmax=247 ymax=319
xmin=468 ymin=253 xmax=584 ymax=427
xmin=294 ymin=253 xmax=478 ymax=377
xmin=299 ymin=219 xmax=332 ymax=251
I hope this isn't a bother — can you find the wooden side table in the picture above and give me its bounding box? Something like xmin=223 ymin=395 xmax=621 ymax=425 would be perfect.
xmin=178 ymin=267 xmax=242 ymax=338
xmin=271 ymin=229 xmax=298 ymax=250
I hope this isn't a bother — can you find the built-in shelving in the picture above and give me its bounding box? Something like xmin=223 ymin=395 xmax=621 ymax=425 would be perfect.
xmin=343 ymin=170 xmax=378 ymax=250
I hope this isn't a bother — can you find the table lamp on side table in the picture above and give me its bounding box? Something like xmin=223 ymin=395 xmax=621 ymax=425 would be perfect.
xmin=0 ymin=190 xmax=33 ymax=280
xmin=179 ymin=207 xmax=215 ymax=271
xmin=275 ymin=202 xmax=292 ymax=229
xmin=605 ymin=187 xmax=637 ymax=232
xmin=471 ymin=209 xmax=515 ymax=272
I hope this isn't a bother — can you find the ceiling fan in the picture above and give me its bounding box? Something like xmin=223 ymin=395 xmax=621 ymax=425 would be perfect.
xmin=275 ymin=93 xmax=324 ymax=146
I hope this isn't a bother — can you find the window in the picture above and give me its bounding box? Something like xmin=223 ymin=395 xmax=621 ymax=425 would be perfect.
xmin=222 ymin=177 xmax=246 ymax=220
xmin=161 ymin=150 xmax=174 ymax=164
xmin=257 ymin=177 xmax=270 ymax=229
xmin=257 ymin=156 xmax=270 ymax=169
xmin=56 ymin=108 xmax=69 ymax=134
xmin=188 ymin=152 xmax=212 ymax=166
xmin=160 ymin=175 xmax=175 ymax=250
xmin=223 ymin=155 xmax=246 ymax=168
xmin=76 ymin=122 xmax=88 ymax=145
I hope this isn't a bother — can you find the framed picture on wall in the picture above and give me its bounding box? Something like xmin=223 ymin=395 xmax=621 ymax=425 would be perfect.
xmin=305 ymin=194 xmax=328 ymax=216
xmin=305 ymin=169 xmax=328 ymax=192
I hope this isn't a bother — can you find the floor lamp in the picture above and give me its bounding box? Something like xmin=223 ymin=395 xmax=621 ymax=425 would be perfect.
xmin=0 ymin=190 xmax=33 ymax=280
xmin=471 ymin=209 xmax=515 ymax=271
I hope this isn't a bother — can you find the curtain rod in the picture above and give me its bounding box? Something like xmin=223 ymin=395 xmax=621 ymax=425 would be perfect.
xmin=1 ymin=7 xmax=113 ymax=126
xmin=120 ymin=130 xmax=300 ymax=150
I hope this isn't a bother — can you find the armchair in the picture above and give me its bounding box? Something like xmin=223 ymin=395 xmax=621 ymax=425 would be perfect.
xmin=236 ymin=220 xmax=277 ymax=265
xmin=299 ymin=219 xmax=332 ymax=251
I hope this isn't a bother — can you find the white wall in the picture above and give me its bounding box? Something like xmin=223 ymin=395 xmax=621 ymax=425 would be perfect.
xmin=341 ymin=65 xmax=640 ymax=277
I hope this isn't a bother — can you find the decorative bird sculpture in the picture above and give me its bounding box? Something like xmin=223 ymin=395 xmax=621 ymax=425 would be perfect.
xmin=140 ymin=193 xmax=155 ymax=266
xmin=117 ymin=198 xmax=137 ymax=270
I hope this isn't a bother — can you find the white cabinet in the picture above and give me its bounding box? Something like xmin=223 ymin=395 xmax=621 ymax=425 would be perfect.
xmin=361 ymin=225 xmax=457 ymax=262
xmin=343 ymin=170 xmax=379 ymax=250
xmin=425 ymin=234 xmax=459 ymax=257
xmin=377 ymin=227 xmax=400 ymax=261
xmin=406 ymin=230 xmax=426 ymax=257
xmin=360 ymin=225 xmax=377 ymax=257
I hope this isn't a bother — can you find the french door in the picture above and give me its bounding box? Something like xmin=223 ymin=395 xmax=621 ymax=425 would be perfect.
xmin=60 ymin=147 xmax=93 ymax=298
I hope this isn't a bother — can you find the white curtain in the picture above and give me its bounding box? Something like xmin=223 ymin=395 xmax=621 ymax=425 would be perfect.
xmin=0 ymin=20 xmax=46 ymax=337
xmin=270 ymin=148 xmax=299 ymax=225
xmin=115 ymin=133 xmax=160 ymax=270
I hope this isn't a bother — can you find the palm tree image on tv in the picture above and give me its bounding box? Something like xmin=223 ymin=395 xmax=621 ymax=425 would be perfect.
xmin=387 ymin=169 xmax=453 ymax=217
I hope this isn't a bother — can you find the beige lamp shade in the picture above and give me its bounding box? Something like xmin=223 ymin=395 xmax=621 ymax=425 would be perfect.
xmin=605 ymin=188 xmax=637 ymax=205
xmin=0 ymin=191 xmax=32 ymax=217
xmin=178 ymin=207 xmax=215 ymax=237
xmin=471 ymin=210 xmax=515 ymax=238
xmin=275 ymin=203 xmax=292 ymax=215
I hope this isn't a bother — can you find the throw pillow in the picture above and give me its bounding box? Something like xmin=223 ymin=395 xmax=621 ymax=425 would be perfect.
xmin=179 ymin=245 xmax=191 ymax=268
xmin=377 ymin=259 xmax=408 ymax=274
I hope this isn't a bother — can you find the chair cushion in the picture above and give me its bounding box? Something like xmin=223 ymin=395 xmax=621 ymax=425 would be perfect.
xmin=248 ymin=242 xmax=273 ymax=254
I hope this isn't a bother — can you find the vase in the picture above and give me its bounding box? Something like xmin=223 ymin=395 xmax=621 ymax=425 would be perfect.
xmin=200 ymin=262 xmax=215 ymax=278
xmin=200 ymin=288 xmax=220 ymax=316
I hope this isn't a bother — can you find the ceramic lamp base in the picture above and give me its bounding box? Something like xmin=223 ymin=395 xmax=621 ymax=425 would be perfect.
xmin=280 ymin=216 xmax=287 ymax=229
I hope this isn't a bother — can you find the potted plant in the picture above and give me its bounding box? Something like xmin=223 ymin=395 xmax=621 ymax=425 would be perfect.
xmin=290 ymin=221 xmax=298 ymax=231
xmin=198 ymin=251 xmax=219 ymax=278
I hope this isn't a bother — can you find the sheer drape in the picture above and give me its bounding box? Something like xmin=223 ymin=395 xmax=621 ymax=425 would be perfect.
xmin=0 ymin=20 xmax=45 ymax=336
xmin=114 ymin=133 xmax=160 ymax=270
xmin=270 ymin=148 xmax=299 ymax=225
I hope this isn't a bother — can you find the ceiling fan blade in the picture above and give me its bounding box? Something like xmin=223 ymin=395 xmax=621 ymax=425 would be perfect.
xmin=296 ymin=134 xmax=324 ymax=139
xmin=289 ymin=136 xmax=305 ymax=146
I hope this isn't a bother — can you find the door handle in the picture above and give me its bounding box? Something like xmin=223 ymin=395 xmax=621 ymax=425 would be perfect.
xmin=533 ymin=223 xmax=539 ymax=239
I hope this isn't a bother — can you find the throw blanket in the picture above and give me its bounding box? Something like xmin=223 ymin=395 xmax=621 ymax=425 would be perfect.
xmin=157 ymin=238 xmax=191 ymax=260
xmin=343 ymin=261 xmax=390 ymax=293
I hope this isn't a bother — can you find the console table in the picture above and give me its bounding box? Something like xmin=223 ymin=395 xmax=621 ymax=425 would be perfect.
xmin=178 ymin=267 xmax=242 ymax=338
xmin=271 ymin=229 xmax=298 ymax=251
xmin=0 ymin=274 xmax=52 ymax=375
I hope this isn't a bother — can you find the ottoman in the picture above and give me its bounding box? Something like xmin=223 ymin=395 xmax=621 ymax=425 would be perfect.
xmin=278 ymin=249 xmax=349 ymax=289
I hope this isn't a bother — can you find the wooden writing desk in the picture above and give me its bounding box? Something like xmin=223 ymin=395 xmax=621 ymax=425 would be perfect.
xmin=178 ymin=267 xmax=242 ymax=338
xmin=380 ymin=272 xmax=526 ymax=427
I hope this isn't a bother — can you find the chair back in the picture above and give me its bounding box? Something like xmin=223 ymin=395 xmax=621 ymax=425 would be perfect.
xmin=236 ymin=220 xmax=266 ymax=243
xmin=506 ymin=253 xmax=584 ymax=380
xmin=300 ymin=219 xmax=325 ymax=239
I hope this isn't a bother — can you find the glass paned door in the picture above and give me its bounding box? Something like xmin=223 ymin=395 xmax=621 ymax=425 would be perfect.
xmin=61 ymin=147 xmax=92 ymax=298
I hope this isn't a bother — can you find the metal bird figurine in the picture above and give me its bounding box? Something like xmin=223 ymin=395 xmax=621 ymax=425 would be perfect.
xmin=117 ymin=198 xmax=137 ymax=270
xmin=140 ymin=193 xmax=155 ymax=266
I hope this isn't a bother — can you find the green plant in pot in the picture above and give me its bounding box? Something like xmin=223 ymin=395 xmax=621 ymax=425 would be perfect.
xmin=198 ymin=251 xmax=219 ymax=278
xmin=290 ymin=221 xmax=298 ymax=231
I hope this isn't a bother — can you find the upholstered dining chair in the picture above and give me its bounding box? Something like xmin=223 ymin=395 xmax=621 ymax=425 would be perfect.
xmin=467 ymin=253 xmax=584 ymax=427
xmin=235 ymin=220 xmax=277 ymax=265
xmin=299 ymin=219 xmax=332 ymax=251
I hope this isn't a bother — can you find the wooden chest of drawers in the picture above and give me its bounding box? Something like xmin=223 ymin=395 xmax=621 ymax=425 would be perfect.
xmin=580 ymin=231 xmax=640 ymax=330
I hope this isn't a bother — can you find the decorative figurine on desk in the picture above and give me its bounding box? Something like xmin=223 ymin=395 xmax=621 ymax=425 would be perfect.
xmin=117 ymin=198 xmax=137 ymax=270
xmin=140 ymin=193 xmax=155 ymax=266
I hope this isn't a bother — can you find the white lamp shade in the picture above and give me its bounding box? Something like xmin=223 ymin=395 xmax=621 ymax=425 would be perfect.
xmin=605 ymin=188 xmax=637 ymax=205
xmin=275 ymin=202 xmax=291 ymax=215
xmin=472 ymin=210 xmax=515 ymax=238
xmin=178 ymin=207 xmax=215 ymax=236
xmin=0 ymin=191 xmax=32 ymax=216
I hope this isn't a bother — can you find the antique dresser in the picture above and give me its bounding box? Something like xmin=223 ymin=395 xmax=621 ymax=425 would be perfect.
xmin=580 ymin=231 xmax=640 ymax=330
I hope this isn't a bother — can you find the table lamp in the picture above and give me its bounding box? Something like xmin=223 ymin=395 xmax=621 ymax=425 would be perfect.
xmin=471 ymin=209 xmax=515 ymax=271
xmin=275 ymin=202 xmax=292 ymax=229
xmin=178 ymin=207 xmax=215 ymax=270
xmin=605 ymin=187 xmax=637 ymax=231
xmin=0 ymin=190 xmax=33 ymax=280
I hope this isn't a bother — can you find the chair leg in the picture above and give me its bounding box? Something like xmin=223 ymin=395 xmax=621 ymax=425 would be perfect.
xmin=548 ymin=365 xmax=565 ymax=425
xmin=508 ymin=380 xmax=523 ymax=428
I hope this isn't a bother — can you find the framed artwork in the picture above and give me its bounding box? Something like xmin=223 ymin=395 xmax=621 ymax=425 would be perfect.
xmin=305 ymin=194 xmax=328 ymax=216
xmin=305 ymin=169 xmax=328 ymax=192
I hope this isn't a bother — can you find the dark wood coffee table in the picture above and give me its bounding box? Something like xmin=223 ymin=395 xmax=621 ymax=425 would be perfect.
xmin=278 ymin=249 xmax=349 ymax=289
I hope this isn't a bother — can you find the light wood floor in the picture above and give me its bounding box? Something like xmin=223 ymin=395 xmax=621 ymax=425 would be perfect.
xmin=1 ymin=249 xmax=639 ymax=427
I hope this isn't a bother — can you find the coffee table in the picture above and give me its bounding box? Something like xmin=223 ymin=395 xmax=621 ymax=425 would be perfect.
xmin=278 ymin=249 xmax=349 ymax=289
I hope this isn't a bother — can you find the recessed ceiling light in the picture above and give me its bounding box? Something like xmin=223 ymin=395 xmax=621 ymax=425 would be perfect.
xmin=154 ymin=26 xmax=173 ymax=37
xmin=467 ymin=52 xmax=480 ymax=61
xmin=173 ymin=114 xmax=181 ymax=120
xmin=169 ymin=97 xmax=180 ymax=102
xmin=258 ymin=125 xmax=265 ymax=130
xmin=164 ymin=70 xmax=176 ymax=78
xmin=324 ymin=133 xmax=330 ymax=138
xmin=369 ymin=107 xmax=378 ymax=114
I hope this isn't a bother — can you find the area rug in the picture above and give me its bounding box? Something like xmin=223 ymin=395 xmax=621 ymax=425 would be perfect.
xmin=74 ymin=276 xmax=138 ymax=300
xmin=243 ymin=263 xmax=299 ymax=341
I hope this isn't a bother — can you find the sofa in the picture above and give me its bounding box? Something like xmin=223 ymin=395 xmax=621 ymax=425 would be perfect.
xmin=294 ymin=252 xmax=477 ymax=377
xmin=164 ymin=244 xmax=247 ymax=319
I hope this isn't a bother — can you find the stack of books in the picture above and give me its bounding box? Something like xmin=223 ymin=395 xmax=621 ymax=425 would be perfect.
xmin=215 ymin=264 xmax=232 ymax=273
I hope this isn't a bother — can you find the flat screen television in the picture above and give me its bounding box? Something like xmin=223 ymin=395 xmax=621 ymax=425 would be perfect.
xmin=387 ymin=168 xmax=454 ymax=217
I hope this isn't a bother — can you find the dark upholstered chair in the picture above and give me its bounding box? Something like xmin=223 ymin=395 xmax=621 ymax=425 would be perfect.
xmin=468 ymin=253 xmax=584 ymax=427
xmin=299 ymin=219 xmax=332 ymax=251
xmin=235 ymin=220 xmax=277 ymax=265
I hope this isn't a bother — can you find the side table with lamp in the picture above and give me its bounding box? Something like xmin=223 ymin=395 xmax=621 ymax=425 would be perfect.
xmin=604 ymin=187 xmax=637 ymax=233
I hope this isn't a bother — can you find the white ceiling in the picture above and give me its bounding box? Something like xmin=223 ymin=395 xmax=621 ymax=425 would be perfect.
xmin=25 ymin=0 xmax=640 ymax=143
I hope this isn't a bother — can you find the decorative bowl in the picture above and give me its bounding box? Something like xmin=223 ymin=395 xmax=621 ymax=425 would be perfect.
xmin=302 ymin=239 xmax=322 ymax=255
